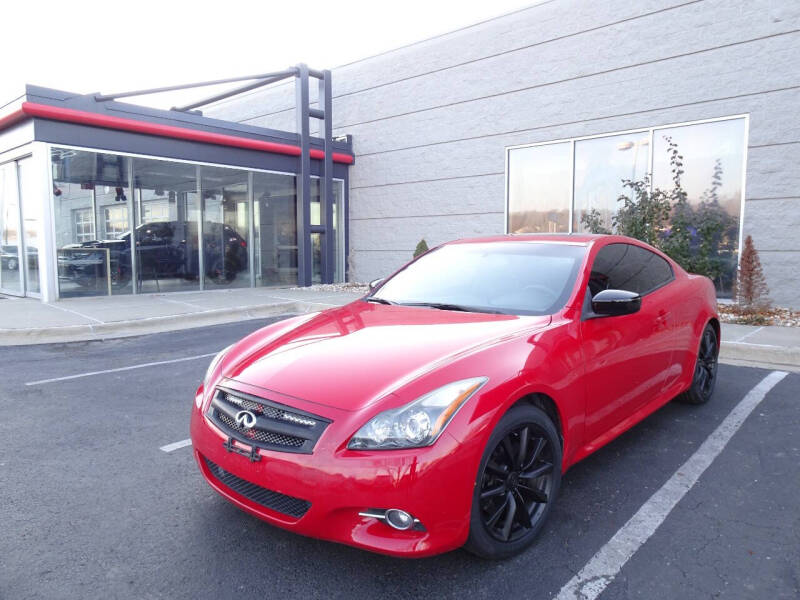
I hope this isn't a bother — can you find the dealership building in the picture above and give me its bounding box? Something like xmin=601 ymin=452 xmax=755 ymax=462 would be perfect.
xmin=0 ymin=69 xmax=353 ymax=302
xmin=1 ymin=0 xmax=798 ymax=306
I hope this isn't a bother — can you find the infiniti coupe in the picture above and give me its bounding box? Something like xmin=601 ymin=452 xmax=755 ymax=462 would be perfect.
xmin=190 ymin=234 xmax=719 ymax=558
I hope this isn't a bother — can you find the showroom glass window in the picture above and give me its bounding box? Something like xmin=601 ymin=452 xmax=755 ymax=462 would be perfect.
xmin=651 ymin=119 xmax=745 ymax=295
xmin=507 ymin=142 xmax=571 ymax=234
xmin=253 ymin=172 xmax=297 ymax=287
xmin=17 ymin=158 xmax=41 ymax=295
xmin=51 ymin=148 xmax=134 ymax=298
xmin=506 ymin=117 xmax=746 ymax=296
xmin=132 ymin=157 xmax=199 ymax=293
xmin=49 ymin=147 xmax=343 ymax=297
xmin=573 ymin=134 xmax=649 ymax=233
xmin=0 ymin=162 xmax=23 ymax=294
xmin=200 ymin=165 xmax=250 ymax=289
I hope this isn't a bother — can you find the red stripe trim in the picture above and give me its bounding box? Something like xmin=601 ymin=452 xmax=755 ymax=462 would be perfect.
xmin=0 ymin=108 xmax=27 ymax=130
xmin=311 ymin=148 xmax=354 ymax=165
xmin=15 ymin=102 xmax=354 ymax=165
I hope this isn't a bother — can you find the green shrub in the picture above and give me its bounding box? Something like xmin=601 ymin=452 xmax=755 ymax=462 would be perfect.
xmin=413 ymin=238 xmax=429 ymax=259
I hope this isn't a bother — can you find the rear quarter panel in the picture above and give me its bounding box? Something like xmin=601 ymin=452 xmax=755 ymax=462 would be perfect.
xmin=673 ymin=272 xmax=720 ymax=388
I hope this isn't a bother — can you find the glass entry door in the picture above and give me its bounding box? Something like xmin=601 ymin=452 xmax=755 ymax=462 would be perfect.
xmin=310 ymin=178 xmax=344 ymax=284
xmin=18 ymin=158 xmax=41 ymax=295
xmin=0 ymin=162 xmax=24 ymax=295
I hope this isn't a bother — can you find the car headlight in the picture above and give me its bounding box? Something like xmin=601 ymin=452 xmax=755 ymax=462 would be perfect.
xmin=348 ymin=377 xmax=488 ymax=450
xmin=204 ymin=344 xmax=233 ymax=388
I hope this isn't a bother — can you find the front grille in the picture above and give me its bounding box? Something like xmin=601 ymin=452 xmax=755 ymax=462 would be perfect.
xmin=217 ymin=411 xmax=305 ymax=447
xmin=220 ymin=391 xmax=317 ymax=427
xmin=207 ymin=387 xmax=330 ymax=455
xmin=203 ymin=456 xmax=311 ymax=519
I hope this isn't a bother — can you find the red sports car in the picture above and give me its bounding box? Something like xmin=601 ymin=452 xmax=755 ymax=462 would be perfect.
xmin=190 ymin=234 xmax=719 ymax=559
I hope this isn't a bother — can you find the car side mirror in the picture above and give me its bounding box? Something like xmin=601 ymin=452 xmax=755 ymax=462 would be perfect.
xmin=591 ymin=289 xmax=641 ymax=316
xmin=368 ymin=278 xmax=385 ymax=291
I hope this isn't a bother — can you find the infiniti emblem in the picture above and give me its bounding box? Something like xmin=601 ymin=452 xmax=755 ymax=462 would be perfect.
xmin=235 ymin=410 xmax=257 ymax=429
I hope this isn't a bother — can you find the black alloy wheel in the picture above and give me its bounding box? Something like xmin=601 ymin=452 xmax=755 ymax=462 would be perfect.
xmin=677 ymin=323 xmax=718 ymax=405
xmin=465 ymin=405 xmax=561 ymax=559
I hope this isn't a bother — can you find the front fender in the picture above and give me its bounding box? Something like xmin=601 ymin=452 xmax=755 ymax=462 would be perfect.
xmin=441 ymin=317 xmax=586 ymax=475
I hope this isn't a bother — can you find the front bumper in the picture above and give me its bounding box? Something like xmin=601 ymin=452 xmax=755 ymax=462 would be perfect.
xmin=189 ymin=383 xmax=479 ymax=557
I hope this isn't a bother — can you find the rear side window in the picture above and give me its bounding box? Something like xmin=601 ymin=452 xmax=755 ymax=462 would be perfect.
xmin=588 ymin=243 xmax=673 ymax=296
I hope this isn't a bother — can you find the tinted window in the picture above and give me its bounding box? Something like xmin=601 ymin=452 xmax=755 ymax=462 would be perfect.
xmin=588 ymin=243 xmax=673 ymax=296
xmin=371 ymin=242 xmax=586 ymax=316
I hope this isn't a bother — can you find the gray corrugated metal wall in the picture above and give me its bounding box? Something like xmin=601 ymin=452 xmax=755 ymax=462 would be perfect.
xmin=208 ymin=0 xmax=800 ymax=307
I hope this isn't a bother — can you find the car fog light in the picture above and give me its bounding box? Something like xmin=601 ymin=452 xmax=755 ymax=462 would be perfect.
xmin=385 ymin=509 xmax=414 ymax=530
xmin=358 ymin=508 xmax=425 ymax=531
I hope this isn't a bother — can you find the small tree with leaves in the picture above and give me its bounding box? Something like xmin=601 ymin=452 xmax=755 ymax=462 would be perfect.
xmin=692 ymin=159 xmax=737 ymax=290
xmin=658 ymin=137 xmax=694 ymax=268
xmin=734 ymin=235 xmax=770 ymax=309
xmin=580 ymin=208 xmax=611 ymax=235
xmin=612 ymin=174 xmax=673 ymax=248
xmin=413 ymin=238 xmax=429 ymax=259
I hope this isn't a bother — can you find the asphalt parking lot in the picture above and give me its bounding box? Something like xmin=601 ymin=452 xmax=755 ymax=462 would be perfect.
xmin=1 ymin=318 xmax=798 ymax=600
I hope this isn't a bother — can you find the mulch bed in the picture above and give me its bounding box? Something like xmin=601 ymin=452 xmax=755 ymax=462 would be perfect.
xmin=717 ymin=303 xmax=800 ymax=327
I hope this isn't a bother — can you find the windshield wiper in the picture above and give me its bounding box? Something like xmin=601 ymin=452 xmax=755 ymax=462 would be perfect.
xmin=365 ymin=296 xmax=395 ymax=305
xmin=398 ymin=302 xmax=504 ymax=314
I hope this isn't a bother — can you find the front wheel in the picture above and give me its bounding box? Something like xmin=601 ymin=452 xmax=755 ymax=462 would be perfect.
xmin=676 ymin=323 xmax=718 ymax=405
xmin=464 ymin=404 xmax=561 ymax=559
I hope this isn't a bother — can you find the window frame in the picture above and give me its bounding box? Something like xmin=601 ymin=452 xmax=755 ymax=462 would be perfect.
xmin=73 ymin=207 xmax=95 ymax=243
xmin=504 ymin=114 xmax=749 ymax=264
xmin=102 ymin=204 xmax=129 ymax=240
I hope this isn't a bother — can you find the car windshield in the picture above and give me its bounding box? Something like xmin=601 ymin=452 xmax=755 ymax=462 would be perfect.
xmin=369 ymin=241 xmax=586 ymax=315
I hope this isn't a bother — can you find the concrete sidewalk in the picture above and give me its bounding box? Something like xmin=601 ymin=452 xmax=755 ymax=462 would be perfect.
xmin=1 ymin=290 xmax=799 ymax=371
xmin=0 ymin=287 xmax=363 ymax=345
xmin=718 ymin=322 xmax=800 ymax=373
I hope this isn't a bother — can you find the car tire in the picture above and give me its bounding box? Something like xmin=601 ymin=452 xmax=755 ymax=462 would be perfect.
xmin=464 ymin=404 xmax=561 ymax=559
xmin=676 ymin=323 xmax=719 ymax=405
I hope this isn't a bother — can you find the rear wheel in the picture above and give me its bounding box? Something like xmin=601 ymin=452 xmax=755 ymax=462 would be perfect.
xmin=677 ymin=323 xmax=718 ymax=405
xmin=464 ymin=404 xmax=561 ymax=559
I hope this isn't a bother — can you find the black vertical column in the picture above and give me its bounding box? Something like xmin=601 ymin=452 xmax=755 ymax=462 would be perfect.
xmin=295 ymin=64 xmax=312 ymax=286
xmin=320 ymin=69 xmax=334 ymax=283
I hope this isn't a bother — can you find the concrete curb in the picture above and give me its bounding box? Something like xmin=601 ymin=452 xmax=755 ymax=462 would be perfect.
xmin=0 ymin=300 xmax=318 ymax=346
xmin=719 ymin=342 xmax=800 ymax=372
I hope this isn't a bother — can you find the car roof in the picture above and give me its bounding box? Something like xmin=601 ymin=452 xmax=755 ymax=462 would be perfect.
xmin=445 ymin=233 xmax=625 ymax=246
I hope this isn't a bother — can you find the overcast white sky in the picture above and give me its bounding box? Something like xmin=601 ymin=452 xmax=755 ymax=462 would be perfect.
xmin=2 ymin=0 xmax=535 ymax=110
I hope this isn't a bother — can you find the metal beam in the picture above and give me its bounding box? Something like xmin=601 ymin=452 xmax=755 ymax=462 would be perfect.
xmin=172 ymin=72 xmax=297 ymax=112
xmin=94 ymin=69 xmax=297 ymax=102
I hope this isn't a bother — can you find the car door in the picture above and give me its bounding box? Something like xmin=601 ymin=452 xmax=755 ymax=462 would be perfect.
xmin=580 ymin=243 xmax=676 ymax=442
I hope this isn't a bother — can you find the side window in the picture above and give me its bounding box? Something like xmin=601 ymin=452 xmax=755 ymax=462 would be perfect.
xmin=589 ymin=243 xmax=673 ymax=296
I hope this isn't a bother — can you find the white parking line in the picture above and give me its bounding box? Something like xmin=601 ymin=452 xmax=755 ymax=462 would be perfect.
xmin=160 ymin=439 xmax=192 ymax=453
xmin=266 ymin=294 xmax=340 ymax=307
xmin=734 ymin=325 xmax=764 ymax=342
xmin=726 ymin=340 xmax=781 ymax=348
xmin=25 ymin=352 xmax=220 ymax=386
xmin=554 ymin=370 xmax=789 ymax=600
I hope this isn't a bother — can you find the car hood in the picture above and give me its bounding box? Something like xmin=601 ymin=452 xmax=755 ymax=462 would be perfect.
xmin=224 ymin=301 xmax=550 ymax=412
